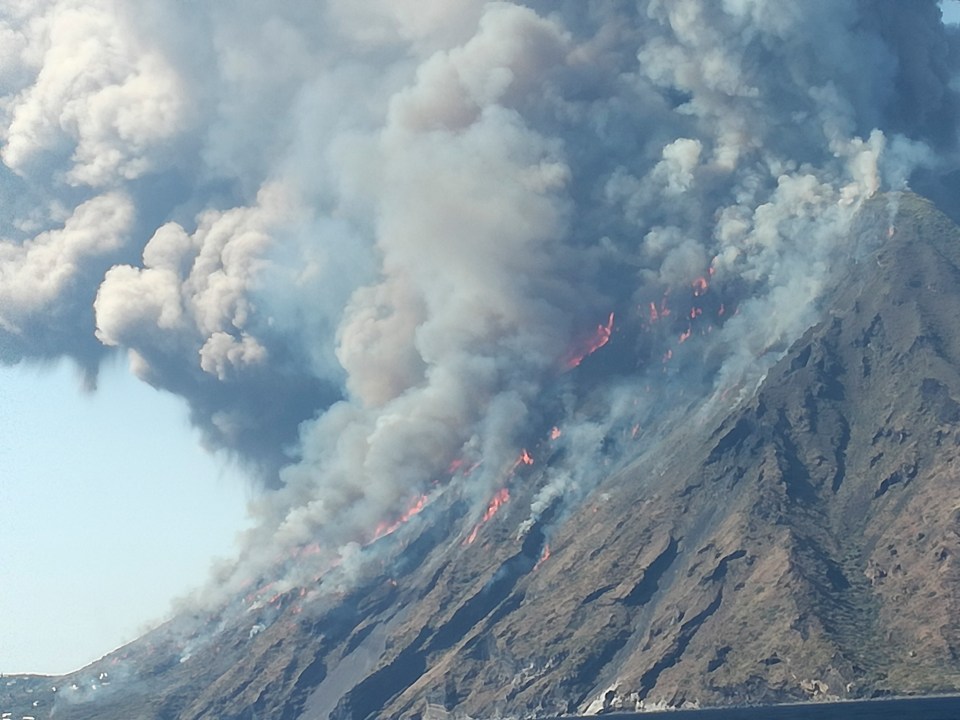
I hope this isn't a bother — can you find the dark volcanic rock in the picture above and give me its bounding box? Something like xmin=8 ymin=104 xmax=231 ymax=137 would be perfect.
xmin=6 ymin=193 xmax=960 ymax=719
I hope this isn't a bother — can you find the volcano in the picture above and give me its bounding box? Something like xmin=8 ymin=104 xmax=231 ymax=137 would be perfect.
xmin=6 ymin=193 xmax=960 ymax=718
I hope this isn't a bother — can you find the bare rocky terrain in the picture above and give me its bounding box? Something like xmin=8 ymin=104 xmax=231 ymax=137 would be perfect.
xmin=5 ymin=193 xmax=960 ymax=719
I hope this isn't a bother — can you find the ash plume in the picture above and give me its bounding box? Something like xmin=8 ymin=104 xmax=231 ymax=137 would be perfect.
xmin=2 ymin=0 xmax=959 ymax=601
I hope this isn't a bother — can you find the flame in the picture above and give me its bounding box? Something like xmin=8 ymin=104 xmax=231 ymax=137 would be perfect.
xmin=550 ymin=426 xmax=562 ymax=440
xmin=534 ymin=543 xmax=551 ymax=571
xmin=647 ymin=296 xmax=671 ymax=324
xmin=564 ymin=312 xmax=615 ymax=369
xmin=692 ymin=276 xmax=709 ymax=296
xmin=448 ymin=457 xmax=482 ymax=477
xmin=464 ymin=488 xmax=511 ymax=545
xmin=371 ymin=494 xmax=429 ymax=542
xmin=679 ymin=327 xmax=692 ymax=343
xmin=659 ymin=292 xmax=671 ymax=318
xmin=481 ymin=488 xmax=510 ymax=522
xmin=244 ymin=580 xmax=286 ymax=610
xmin=505 ymin=448 xmax=534 ymax=476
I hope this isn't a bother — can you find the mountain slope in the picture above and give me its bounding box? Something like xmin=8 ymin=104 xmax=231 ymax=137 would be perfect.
xmin=5 ymin=192 xmax=960 ymax=719
xmin=328 ymin=192 xmax=960 ymax=716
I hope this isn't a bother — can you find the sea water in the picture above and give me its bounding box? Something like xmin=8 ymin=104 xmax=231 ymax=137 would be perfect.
xmin=564 ymin=696 xmax=960 ymax=719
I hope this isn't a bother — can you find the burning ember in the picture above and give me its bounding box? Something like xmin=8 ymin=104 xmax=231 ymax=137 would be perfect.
xmin=464 ymin=488 xmax=511 ymax=545
xmin=564 ymin=312 xmax=615 ymax=369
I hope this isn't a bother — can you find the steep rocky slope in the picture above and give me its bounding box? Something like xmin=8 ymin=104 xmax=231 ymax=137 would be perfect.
xmin=5 ymin=193 xmax=960 ymax=719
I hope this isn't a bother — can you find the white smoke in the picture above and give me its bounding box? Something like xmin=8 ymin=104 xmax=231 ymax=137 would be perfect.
xmin=2 ymin=0 xmax=958 ymax=601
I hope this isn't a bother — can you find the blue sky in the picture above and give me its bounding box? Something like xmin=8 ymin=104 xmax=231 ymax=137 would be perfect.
xmin=0 ymin=359 xmax=250 ymax=674
xmin=944 ymin=0 xmax=960 ymax=23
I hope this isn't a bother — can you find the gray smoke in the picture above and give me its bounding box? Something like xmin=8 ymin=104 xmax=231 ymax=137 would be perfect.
xmin=2 ymin=0 xmax=958 ymax=598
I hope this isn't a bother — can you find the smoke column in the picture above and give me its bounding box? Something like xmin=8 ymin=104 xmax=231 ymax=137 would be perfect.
xmin=2 ymin=0 xmax=958 ymax=600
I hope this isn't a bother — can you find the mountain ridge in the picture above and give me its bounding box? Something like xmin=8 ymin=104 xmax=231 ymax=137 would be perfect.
xmin=5 ymin=193 xmax=960 ymax=719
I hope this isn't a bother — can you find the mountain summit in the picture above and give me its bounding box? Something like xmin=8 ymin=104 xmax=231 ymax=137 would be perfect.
xmin=5 ymin=192 xmax=960 ymax=719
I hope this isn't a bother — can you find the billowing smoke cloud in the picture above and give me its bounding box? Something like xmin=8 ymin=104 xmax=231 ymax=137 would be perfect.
xmin=2 ymin=0 xmax=959 ymax=597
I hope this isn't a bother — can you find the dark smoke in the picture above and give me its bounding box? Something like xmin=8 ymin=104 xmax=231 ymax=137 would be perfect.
xmin=1 ymin=0 xmax=959 ymax=599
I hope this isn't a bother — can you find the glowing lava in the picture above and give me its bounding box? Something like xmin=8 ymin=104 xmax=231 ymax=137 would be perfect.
xmin=464 ymin=488 xmax=511 ymax=545
xmin=564 ymin=312 xmax=615 ymax=369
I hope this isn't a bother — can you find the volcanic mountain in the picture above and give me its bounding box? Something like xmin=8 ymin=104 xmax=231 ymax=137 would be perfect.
xmin=6 ymin=192 xmax=960 ymax=719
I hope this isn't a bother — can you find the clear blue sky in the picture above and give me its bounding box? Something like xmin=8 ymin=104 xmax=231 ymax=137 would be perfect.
xmin=944 ymin=0 xmax=960 ymax=24
xmin=0 ymin=358 xmax=250 ymax=675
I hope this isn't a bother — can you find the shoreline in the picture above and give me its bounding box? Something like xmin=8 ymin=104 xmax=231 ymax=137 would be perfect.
xmin=560 ymin=693 xmax=960 ymax=719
